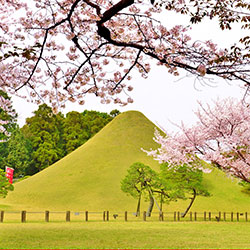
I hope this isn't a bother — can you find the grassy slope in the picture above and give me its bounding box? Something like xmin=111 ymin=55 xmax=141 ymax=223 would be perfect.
xmin=1 ymin=110 xmax=250 ymax=212
xmin=2 ymin=111 xmax=161 ymax=211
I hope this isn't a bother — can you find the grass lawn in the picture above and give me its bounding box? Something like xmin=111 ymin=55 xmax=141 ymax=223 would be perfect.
xmin=0 ymin=221 xmax=250 ymax=249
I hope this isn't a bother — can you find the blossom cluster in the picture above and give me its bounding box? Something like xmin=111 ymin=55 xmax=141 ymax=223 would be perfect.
xmin=146 ymin=98 xmax=250 ymax=180
xmin=0 ymin=0 xmax=249 ymax=112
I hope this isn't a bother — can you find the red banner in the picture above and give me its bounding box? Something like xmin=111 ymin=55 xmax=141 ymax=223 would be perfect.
xmin=5 ymin=166 xmax=14 ymax=184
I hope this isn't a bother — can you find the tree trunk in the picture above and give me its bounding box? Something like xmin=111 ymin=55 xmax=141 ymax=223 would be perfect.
xmin=146 ymin=195 xmax=154 ymax=217
xmin=160 ymin=192 xmax=163 ymax=212
xmin=135 ymin=192 xmax=141 ymax=217
xmin=181 ymin=188 xmax=197 ymax=218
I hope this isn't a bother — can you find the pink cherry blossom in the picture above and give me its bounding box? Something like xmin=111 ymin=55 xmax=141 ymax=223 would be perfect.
xmin=145 ymin=98 xmax=250 ymax=181
xmin=0 ymin=0 xmax=249 ymax=111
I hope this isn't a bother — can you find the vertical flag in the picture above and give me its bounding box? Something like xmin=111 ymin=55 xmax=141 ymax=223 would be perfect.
xmin=5 ymin=166 xmax=14 ymax=184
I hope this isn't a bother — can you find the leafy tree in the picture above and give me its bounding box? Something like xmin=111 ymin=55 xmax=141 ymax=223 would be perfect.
xmin=110 ymin=109 xmax=121 ymax=118
xmin=0 ymin=169 xmax=14 ymax=198
xmin=81 ymin=110 xmax=113 ymax=137
xmin=121 ymin=162 xmax=210 ymax=217
xmin=21 ymin=104 xmax=65 ymax=173
xmin=63 ymin=111 xmax=89 ymax=154
xmin=1 ymin=1 xmax=250 ymax=110
xmin=160 ymin=163 xmax=210 ymax=217
xmin=63 ymin=110 xmax=114 ymax=154
xmin=121 ymin=162 xmax=161 ymax=217
xmin=147 ymin=98 xmax=250 ymax=183
xmin=6 ymin=126 xmax=31 ymax=177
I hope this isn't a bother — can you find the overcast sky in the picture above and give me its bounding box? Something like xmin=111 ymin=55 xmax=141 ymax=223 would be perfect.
xmin=11 ymin=10 xmax=248 ymax=132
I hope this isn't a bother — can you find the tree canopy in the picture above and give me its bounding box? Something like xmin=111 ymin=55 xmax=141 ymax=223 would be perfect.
xmin=147 ymin=98 xmax=250 ymax=183
xmin=1 ymin=103 xmax=118 ymax=176
xmin=121 ymin=162 xmax=209 ymax=216
xmin=0 ymin=0 xmax=250 ymax=111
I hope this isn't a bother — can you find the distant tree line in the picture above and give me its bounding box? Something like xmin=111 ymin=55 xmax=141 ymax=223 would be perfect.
xmin=0 ymin=94 xmax=120 ymax=177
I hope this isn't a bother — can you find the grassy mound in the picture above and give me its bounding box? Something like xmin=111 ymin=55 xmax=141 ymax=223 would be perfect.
xmin=2 ymin=111 xmax=250 ymax=212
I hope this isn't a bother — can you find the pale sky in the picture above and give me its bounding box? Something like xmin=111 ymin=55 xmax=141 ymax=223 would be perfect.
xmin=11 ymin=10 xmax=248 ymax=132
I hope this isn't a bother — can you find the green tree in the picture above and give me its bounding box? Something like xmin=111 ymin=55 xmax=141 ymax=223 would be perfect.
xmin=121 ymin=162 xmax=164 ymax=217
xmin=121 ymin=162 xmax=210 ymax=217
xmin=81 ymin=110 xmax=113 ymax=137
xmin=160 ymin=163 xmax=210 ymax=217
xmin=21 ymin=104 xmax=65 ymax=173
xmin=110 ymin=109 xmax=121 ymax=118
xmin=63 ymin=111 xmax=89 ymax=154
xmin=6 ymin=126 xmax=32 ymax=177
xmin=63 ymin=110 xmax=115 ymax=154
xmin=0 ymin=169 xmax=14 ymax=198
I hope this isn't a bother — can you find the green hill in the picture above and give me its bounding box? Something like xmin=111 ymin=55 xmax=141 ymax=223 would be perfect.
xmin=1 ymin=111 xmax=250 ymax=212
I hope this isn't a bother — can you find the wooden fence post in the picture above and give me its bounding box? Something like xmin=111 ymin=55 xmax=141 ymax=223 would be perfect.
xmin=106 ymin=211 xmax=109 ymax=221
xmin=208 ymin=212 xmax=211 ymax=221
xmin=143 ymin=211 xmax=146 ymax=221
xmin=223 ymin=212 xmax=226 ymax=221
xmin=194 ymin=212 xmax=197 ymax=221
xmin=231 ymin=212 xmax=234 ymax=221
xmin=174 ymin=212 xmax=176 ymax=221
xmin=45 ymin=211 xmax=49 ymax=222
xmin=219 ymin=212 xmax=221 ymax=221
xmin=237 ymin=212 xmax=239 ymax=221
xmin=204 ymin=212 xmax=206 ymax=221
xmin=0 ymin=211 xmax=4 ymax=223
xmin=177 ymin=212 xmax=180 ymax=221
xmin=125 ymin=211 xmax=128 ymax=221
xmin=245 ymin=212 xmax=248 ymax=222
xmin=21 ymin=211 xmax=26 ymax=223
xmin=190 ymin=212 xmax=192 ymax=221
xmin=85 ymin=211 xmax=88 ymax=222
xmin=66 ymin=211 xmax=70 ymax=222
xmin=103 ymin=211 xmax=106 ymax=221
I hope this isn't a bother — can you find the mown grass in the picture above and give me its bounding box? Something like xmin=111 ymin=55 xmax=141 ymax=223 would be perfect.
xmin=1 ymin=221 xmax=250 ymax=249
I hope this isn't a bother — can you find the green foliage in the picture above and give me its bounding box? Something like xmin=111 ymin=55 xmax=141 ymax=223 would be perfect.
xmin=21 ymin=104 xmax=65 ymax=173
xmin=81 ymin=110 xmax=113 ymax=136
xmin=63 ymin=110 xmax=113 ymax=154
xmin=160 ymin=163 xmax=210 ymax=216
xmin=16 ymin=105 xmax=116 ymax=174
xmin=121 ymin=162 xmax=210 ymax=216
xmin=110 ymin=109 xmax=121 ymax=117
xmin=160 ymin=163 xmax=210 ymax=198
xmin=0 ymin=169 xmax=14 ymax=198
xmin=121 ymin=162 xmax=160 ymax=216
xmin=121 ymin=162 xmax=158 ymax=199
xmin=5 ymin=126 xmax=31 ymax=177
xmin=63 ymin=111 xmax=88 ymax=154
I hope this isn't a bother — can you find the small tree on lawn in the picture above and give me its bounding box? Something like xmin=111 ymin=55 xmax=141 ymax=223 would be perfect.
xmin=121 ymin=161 xmax=209 ymax=216
xmin=160 ymin=163 xmax=210 ymax=217
xmin=121 ymin=162 xmax=163 ymax=217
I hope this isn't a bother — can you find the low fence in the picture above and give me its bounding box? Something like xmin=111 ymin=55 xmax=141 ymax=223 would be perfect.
xmin=0 ymin=210 xmax=250 ymax=223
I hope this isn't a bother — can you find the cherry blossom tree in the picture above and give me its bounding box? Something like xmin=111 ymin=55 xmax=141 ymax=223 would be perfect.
xmin=1 ymin=0 xmax=250 ymax=110
xmin=146 ymin=98 xmax=250 ymax=182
